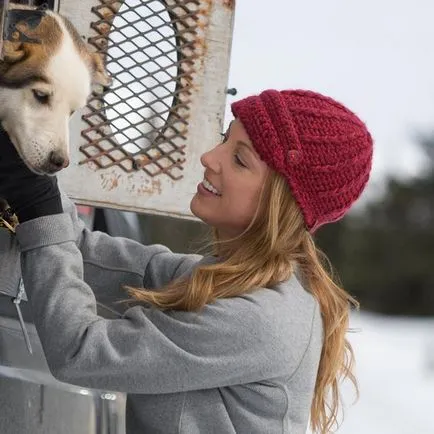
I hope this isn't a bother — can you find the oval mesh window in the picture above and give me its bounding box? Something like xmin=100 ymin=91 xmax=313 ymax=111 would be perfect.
xmin=80 ymin=0 xmax=206 ymax=180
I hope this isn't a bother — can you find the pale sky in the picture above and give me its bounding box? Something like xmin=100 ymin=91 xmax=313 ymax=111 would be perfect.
xmin=225 ymin=0 xmax=434 ymax=199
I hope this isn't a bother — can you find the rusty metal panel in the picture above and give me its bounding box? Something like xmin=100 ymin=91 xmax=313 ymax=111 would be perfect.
xmin=57 ymin=0 xmax=235 ymax=218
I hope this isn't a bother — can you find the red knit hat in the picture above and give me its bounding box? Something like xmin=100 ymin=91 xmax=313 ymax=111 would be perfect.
xmin=231 ymin=89 xmax=373 ymax=232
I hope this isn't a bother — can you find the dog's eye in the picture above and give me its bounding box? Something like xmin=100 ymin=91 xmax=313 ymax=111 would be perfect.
xmin=32 ymin=89 xmax=50 ymax=105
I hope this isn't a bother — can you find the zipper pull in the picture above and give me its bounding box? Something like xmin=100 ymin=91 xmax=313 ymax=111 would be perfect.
xmin=13 ymin=280 xmax=33 ymax=354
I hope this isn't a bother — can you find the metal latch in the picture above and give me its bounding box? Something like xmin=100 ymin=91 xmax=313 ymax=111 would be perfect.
xmin=0 ymin=0 xmax=46 ymax=59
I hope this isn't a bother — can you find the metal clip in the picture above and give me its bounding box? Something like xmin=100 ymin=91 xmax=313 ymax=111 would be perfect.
xmin=0 ymin=198 xmax=19 ymax=233
xmin=3 ymin=9 xmax=45 ymax=44
xmin=13 ymin=279 xmax=33 ymax=354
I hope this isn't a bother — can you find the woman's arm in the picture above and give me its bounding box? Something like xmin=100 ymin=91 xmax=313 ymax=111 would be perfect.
xmin=16 ymin=212 xmax=321 ymax=394
xmin=62 ymin=192 xmax=202 ymax=294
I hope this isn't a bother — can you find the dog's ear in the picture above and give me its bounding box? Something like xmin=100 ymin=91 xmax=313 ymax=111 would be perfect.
xmin=1 ymin=41 xmax=25 ymax=63
xmin=90 ymin=52 xmax=112 ymax=87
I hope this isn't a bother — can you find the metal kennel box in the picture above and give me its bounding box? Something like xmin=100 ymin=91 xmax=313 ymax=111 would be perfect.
xmin=58 ymin=0 xmax=235 ymax=218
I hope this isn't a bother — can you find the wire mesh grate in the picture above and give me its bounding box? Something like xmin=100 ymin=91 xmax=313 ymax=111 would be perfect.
xmin=80 ymin=0 xmax=206 ymax=180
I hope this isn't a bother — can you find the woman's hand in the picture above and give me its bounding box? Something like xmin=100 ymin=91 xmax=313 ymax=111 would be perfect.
xmin=0 ymin=128 xmax=62 ymax=222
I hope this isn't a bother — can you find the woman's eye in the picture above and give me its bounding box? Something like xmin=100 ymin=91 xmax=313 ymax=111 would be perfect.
xmin=32 ymin=89 xmax=50 ymax=105
xmin=234 ymin=153 xmax=246 ymax=168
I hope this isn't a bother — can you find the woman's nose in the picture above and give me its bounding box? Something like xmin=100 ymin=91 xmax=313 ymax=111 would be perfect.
xmin=200 ymin=148 xmax=220 ymax=173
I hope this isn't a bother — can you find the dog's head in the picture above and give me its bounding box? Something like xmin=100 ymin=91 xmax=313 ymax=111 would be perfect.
xmin=0 ymin=7 xmax=111 ymax=174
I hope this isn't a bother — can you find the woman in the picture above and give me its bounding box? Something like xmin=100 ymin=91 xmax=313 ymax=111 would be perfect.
xmin=0 ymin=89 xmax=373 ymax=433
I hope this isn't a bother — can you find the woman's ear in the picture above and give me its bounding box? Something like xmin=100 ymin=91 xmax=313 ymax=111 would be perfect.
xmin=90 ymin=52 xmax=112 ymax=87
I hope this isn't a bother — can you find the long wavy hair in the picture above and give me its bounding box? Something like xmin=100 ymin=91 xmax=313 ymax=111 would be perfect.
xmin=128 ymin=170 xmax=359 ymax=433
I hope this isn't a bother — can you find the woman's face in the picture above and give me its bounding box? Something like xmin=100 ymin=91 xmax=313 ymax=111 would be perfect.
xmin=190 ymin=119 xmax=269 ymax=239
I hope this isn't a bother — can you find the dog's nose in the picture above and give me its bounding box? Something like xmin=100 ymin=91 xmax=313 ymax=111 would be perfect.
xmin=49 ymin=151 xmax=70 ymax=172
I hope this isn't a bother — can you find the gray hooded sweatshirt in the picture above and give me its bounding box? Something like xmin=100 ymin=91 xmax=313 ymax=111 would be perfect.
xmin=2 ymin=195 xmax=323 ymax=434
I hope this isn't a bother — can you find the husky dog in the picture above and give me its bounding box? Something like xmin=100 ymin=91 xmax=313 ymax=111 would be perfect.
xmin=0 ymin=4 xmax=111 ymax=174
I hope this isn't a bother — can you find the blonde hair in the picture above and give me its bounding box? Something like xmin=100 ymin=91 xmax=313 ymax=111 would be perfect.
xmin=128 ymin=171 xmax=358 ymax=433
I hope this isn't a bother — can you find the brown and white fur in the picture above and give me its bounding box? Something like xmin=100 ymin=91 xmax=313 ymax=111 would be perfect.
xmin=0 ymin=4 xmax=110 ymax=174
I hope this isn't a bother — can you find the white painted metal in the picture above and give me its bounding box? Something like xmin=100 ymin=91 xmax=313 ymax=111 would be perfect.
xmin=57 ymin=0 xmax=235 ymax=219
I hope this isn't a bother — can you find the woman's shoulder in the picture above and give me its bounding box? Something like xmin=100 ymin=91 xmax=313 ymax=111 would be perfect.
xmin=196 ymin=274 xmax=320 ymax=348
xmin=232 ymin=276 xmax=322 ymax=353
xmin=236 ymin=274 xmax=319 ymax=321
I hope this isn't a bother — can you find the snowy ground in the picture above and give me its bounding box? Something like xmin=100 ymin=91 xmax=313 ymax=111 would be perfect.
xmin=328 ymin=311 xmax=434 ymax=434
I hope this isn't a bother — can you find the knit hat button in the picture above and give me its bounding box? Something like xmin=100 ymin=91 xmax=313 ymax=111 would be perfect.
xmin=287 ymin=150 xmax=301 ymax=163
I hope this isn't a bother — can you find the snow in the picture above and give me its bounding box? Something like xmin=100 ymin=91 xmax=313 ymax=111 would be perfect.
xmin=330 ymin=312 xmax=434 ymax=434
